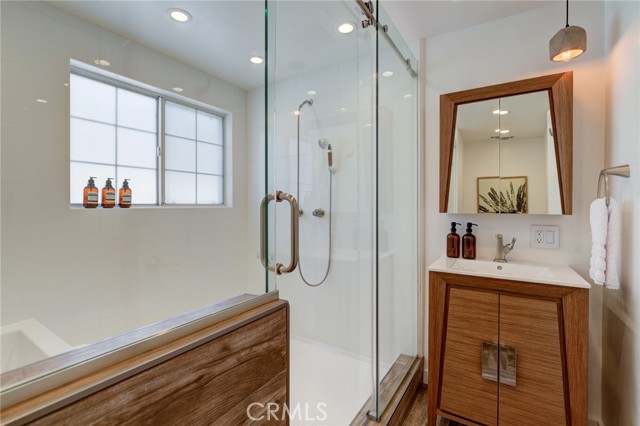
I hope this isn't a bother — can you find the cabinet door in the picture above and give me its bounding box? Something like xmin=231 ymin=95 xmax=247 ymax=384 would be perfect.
xmin=499 ymin=295 xmax=567 ymax=426
xmin=440 ymin=288 xmax=499 ymax=426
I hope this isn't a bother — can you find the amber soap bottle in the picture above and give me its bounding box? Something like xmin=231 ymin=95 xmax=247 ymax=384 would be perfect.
xmin=447 ymin=222 xmax=462 ymax=258
xmin=102 ymin=178 xmax=116 ymax=208
xmin=119 ymin=179 xmax=132 ymax=208
xmin=83 ymin=176 xmax=99 ymax=208
xmin=462 ymin=222 xmax=478 ymax=259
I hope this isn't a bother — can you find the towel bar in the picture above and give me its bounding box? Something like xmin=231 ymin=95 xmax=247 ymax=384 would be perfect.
xmin=597 ymin=164 xmax=631 ymax=206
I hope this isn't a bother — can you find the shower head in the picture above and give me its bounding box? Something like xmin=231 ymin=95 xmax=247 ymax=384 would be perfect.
xmin=298 ymin=99 xmax=314 ymax=111
xmin=318 ymin=138 xmax=329 ymax=150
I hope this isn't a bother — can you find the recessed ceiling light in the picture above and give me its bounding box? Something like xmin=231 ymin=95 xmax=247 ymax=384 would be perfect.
xmin=492 ymin=109 xmax=509 ymax=115
xmin=172 ymin=87 xmax=184 ymax=93
xmin=250 ymin=56 xmax=264 ymax=64
xmin=403 ymin=94 xmax=412 ymax=98
xmin=495 ymin=129 xmax=511 ymax=134
xmin=338 ymin=22 xmax=355 ymax=34
xmin=307 ymin=90 xmax=317 ymax=95
xmin=382 ymin=71 xmax=394 ymax=77
xmin=63 ymin=83 xmax=69 ymax=87
xmin=36 ymin=98 xmax=48 ymax=104
xmin=169 ymin=8 xmax=191 ymax=23
xmin=94 ymin=59 xmax=111 ymax=67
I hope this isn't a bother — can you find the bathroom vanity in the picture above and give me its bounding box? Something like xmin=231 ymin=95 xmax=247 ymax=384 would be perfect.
xmin=427 ymin=257 xmax=589 ymax=426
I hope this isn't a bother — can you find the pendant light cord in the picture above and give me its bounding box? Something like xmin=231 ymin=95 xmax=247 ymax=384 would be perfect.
xmin=565 ymin=0 xmax=569 ymax=28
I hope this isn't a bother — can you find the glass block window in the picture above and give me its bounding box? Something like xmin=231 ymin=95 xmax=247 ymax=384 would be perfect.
xmin=69 ymin=70 xmax=225 ymax=206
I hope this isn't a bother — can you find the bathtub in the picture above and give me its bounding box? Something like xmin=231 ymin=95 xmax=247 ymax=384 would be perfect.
xmin=1 ymin=319 xmax=72 ymax=374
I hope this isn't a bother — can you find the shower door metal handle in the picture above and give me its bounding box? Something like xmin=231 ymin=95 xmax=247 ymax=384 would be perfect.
xmin=260 ymin=191 xmax=299 ymax=275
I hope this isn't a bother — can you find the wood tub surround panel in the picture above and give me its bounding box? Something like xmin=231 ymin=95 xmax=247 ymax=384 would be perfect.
xmin=3 ymin=300 xmax=289 ymax=426
xmin=428 ymin=272 xmax=588 ymax=426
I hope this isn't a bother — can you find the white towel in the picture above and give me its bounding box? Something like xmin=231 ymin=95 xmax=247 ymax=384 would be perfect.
xmin=589 ymin=198 xmax=608 ymax=285
xmin=605 ymin=198 xmax=621 ymax=289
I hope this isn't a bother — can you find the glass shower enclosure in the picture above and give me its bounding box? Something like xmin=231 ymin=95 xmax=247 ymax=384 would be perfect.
xmin=262 ymin=0 xmax=418 ymax=422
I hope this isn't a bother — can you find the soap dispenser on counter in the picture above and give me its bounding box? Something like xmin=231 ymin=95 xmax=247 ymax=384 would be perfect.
xmin=83 ymin=176 xmax=98 ymax=208
xmin=447 ymin=222 xmax=462 ymax=258
xmin=462 ymin=222 xmax=478 ymax=259
xmin=119 ymin=179 xmax=132 ymax=208
xmin=102 ymin=178 xmax=116 ymax=208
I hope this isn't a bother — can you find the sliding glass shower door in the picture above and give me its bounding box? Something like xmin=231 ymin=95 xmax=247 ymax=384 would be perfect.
xmin=264 ymin=0 xmax=417 ymax=423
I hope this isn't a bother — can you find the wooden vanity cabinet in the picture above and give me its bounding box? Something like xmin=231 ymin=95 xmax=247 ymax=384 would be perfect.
xmin=428 ymin=272 xmax=588 ymax=426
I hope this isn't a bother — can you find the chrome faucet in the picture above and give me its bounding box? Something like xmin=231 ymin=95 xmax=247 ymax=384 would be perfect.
xmin=494 ymin=234 xmax=516 ymax=263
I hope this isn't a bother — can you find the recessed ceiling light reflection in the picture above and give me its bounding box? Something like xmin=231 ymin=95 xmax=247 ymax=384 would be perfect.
xmin=172 ymin=87 xmax=184 ymax=93
xmin=382 ymin=71 xmax=394 ymax=77
xmin=307 ymin=90 xmax=317 ymax=95
xmin=492 ymin=109 xmax=509 ymax=115
xmin=495 ymin=129 xmax=510 ymax=134
xmin=94 ymin=59 xmax=111 ymax=67
xmin=169 ymin=8 xmax=191 ymax=23
xmin=250 ymin=56 xmax=264 ymax=64
xmin=338 ymin=22 xmax=355 ymax=34
xmin=293 ymin=111 xmax=301 ymax=116
xmin=36 ymin=99 xmax=48 ymax=104
xmin=365 ymin=123 xmax=372 ymax=127
xmin=340 ymin=107 xmax=347 ymax=111
xmin=403 ymin=94 xmax=412 ymax=98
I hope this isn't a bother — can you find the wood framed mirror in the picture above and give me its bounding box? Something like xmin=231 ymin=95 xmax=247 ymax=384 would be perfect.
xmin=440 ymin=72 xmax=573 ymax=215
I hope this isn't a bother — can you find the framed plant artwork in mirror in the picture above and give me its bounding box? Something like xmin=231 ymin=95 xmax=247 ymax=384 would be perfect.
xmin=477 ymin=176 xmax=528 ymax=214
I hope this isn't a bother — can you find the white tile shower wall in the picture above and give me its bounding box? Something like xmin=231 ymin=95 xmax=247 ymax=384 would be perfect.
xmin=246 ymin=51 xmax=417 ymax=364
xmin=1 ymin=2 xmax=249 ymax=346
xmin=247 ymin=60 xmax=375 ymax=359
xmin=601 ymin=2 xmax=640 ymax=425
xmin=423 ymin=1 xmax=606 ymax=418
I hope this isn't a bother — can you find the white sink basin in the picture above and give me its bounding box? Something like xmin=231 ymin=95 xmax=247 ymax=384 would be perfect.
xmin=428 ymin=257 xmax=590 ymax=288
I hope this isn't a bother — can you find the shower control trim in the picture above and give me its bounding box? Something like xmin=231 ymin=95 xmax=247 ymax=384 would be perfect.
xmin=312 ymin=209 xmax=325 ymax=218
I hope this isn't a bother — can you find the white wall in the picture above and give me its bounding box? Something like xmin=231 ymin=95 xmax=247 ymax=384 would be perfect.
xmin=423 ymin=1 xmax=606 ymax=419
xmin=601 ymin=2 xmax=640 ymax=425
xmin=1 ymin=2 xmax=250 ymax=346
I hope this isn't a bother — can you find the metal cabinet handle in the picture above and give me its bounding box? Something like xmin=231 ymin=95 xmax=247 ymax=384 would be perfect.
xmin=482 ymin=342 xmax=499 ymax=383
xmin=499 ymin=344 xmax=517 ymax=387
xmin=260 ymin=191 xmax=299 ymax=275
xmin=481 ymin=342 xmax=517 ymax=387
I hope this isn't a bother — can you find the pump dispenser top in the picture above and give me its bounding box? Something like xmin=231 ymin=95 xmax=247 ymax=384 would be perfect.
xmin=447 ymin=222 xmax=462 ymax=258
xmin=87 ymin=176 xmax=96 ymax=188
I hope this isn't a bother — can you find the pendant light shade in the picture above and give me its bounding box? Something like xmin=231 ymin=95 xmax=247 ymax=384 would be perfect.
xmin=549 ymin=0 xmax=587 ymax=62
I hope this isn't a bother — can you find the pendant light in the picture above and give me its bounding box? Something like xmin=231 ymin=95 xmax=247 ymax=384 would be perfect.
xmin=549 ymin=0 xmax=587 ymax=62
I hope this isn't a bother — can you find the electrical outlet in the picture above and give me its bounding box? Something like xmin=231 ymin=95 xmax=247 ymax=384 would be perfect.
xmin=530 ymin=225 xmax=559 ymax=249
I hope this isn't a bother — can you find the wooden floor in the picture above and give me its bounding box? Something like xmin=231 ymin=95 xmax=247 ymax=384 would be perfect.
xmin=404 ymin=384 xmax=428 ymax=425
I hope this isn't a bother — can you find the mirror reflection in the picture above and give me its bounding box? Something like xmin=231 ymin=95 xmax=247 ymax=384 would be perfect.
xmin=447 ymin=91 xmax=562 ymax=214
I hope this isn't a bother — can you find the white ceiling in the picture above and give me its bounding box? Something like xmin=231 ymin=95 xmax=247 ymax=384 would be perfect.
xmin=53 ymin=0 xmax=558 ymax=91
xmin=382 ymin=0 xmax=557 ymax=55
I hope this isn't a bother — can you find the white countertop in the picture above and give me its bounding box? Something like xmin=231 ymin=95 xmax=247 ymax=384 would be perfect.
xmin=428 ymin=256 xmax=591 ymax=289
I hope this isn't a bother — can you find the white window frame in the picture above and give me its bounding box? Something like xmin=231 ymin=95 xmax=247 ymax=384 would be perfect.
xmin=70 ymin=61 xmax=228 ymax=207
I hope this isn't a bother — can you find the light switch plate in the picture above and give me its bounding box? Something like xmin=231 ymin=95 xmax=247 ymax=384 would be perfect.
xmin=530 ymin=225 xmax=559 ymax=249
